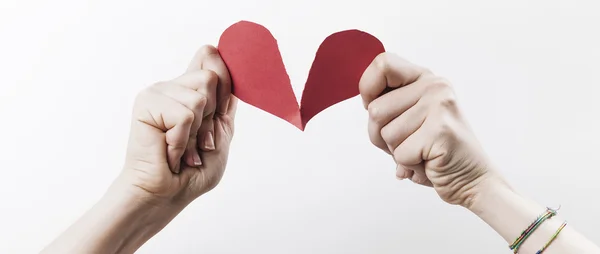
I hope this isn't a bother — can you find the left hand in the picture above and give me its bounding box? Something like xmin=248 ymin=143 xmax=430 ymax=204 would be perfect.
xmin=359 ymin=53 xmax=494 ymax=206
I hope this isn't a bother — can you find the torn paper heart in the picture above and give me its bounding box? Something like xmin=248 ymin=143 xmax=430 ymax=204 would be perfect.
xmin=218 ymin=21 xmax=385 ymax=130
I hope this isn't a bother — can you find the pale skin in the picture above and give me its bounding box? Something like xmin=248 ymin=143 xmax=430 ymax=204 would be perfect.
xmin=41 ymin=46 xmax=600 ymax=254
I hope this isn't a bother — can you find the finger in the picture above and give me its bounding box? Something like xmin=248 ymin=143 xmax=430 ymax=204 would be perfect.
xmin=360 ymin=53 xmax=430 ymax=154
xmin=194 ymin=74 xmax=218 ymax=152
xmin=171 ymin=70 xmax=219 ymax=164
xmin=392 ymin=125 xmax=431 ymax=167
xmin=367 ymin=87 xmax=430 ymax=155
xmin=380 ymin=97 xmax=429 ymax=152
xmin=190 ymin=97 xmax=239 ymax=191
xmin=407 ymin=164 xmax=433 ymax=187
xmin=367 ymin=76 xmax=437 ymax=129
xmin=227 ymin=95 xmax=238 ymax=120
xmin=152 ymin=82 xmax=208 ymax=135
xmin=367 ymin=119 xmax=391 ymax=154
xmin=213 ymin=95 xmax=237 ymax=143
xmin=198 ymin=117 xmax=215 ymax=152
xmin=187 ymin=45 xmax=232 ymax=115
xmin=136 ymin=89 xmax=195 ymax=173
xmin=155 ymin=75 xmax=215 ymax=167
xmin=173 ymin=70 xmax=219 ymax=116
xmin=359 ymin=52 xmax=430 ymax=108
xmin=396 ymin=164 xmax=414 ymax=180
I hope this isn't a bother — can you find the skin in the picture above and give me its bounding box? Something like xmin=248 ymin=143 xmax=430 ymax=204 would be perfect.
xmin=359 ymin=53 xmax=600 ymax=254
xmin=41 ymin=48 xmax=600 ymax=254
xmin=41 ymin=45 xmax=237 ymax=253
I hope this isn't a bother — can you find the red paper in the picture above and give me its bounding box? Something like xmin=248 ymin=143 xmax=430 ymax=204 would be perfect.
xmin=218 ymin=21 xmax=385 ymax=130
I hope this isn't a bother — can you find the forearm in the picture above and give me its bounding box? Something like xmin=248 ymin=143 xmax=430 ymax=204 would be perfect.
xmin=467 ymin=176 xmax=600 ymax=254
xmin=41 ymin=177 xmax=182 ymax=254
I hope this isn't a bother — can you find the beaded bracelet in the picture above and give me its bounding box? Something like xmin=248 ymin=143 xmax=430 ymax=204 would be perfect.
xmin=536 ymin=221 xmax=567 ymax=254
xmin=509 ymin=207 xmax=559 ymax=253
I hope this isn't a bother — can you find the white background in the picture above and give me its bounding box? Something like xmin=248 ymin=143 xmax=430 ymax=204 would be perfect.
xmin=1 ymin=0 xmax=599 ymax=253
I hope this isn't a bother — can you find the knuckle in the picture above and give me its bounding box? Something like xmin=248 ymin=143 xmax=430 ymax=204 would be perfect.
xmin=368 ymin=134 xmax=380 ymax=148
xmin=420 ymin=67 xmax=434 ymax=75
xmin=188 ymin=70 xmax=218 ymax=88
xmin=392 ymin=145 xmax=415 ymax=166
xmin=426 ymin=77 xmax=452 ymax=92
xmin=368 ymin=123 xmax=386 ymax=150
xmin=151 ymin=81 xmax=168 ymax=88
xmin=392 ymin=151 xmax=406 ymax=166
xmin=367 ymin=103 xmax=383 ymax=123
xmin=179 ymin=108 xmax=195 ymax=125
xmin=435 ymin=120 xmax=456 ymax=141
xmin=197 ymin=45 xmax=218 ymax=58
xmin=147 ymin=81 xmax=170 ymax=94
xmin=373 ymin=53 xmax=390 ymax=74
xmin=134 ymin=87 xmax=156 ymax=104
xmin=395 ymin=170 xmax=405 ymax=179
xmin=191 ymin=93 xmax=207 ymax=111
xmin=426 ymin=77 xmax=457 ymax=108
xmin=204 ymin=70 xmax=219 ymax=87
xmin=437 ymin=92 xmax=457 ymax=110
xmin=439 ymin=92 xmax=457 ymax=109
xmin=199 ymin=69 xmax=218 ymax=83
xmin=380 ymin=124 xmax=395 ymax=144
xmin=368 ymin=126 xmax=380 ymax=146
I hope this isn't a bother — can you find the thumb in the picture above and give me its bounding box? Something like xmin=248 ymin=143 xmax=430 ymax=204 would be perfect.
xmin=212 ymin=96 xmax=237 ymax=150
xmin=219 ymin=95 xmax=238 ymax=141
xmin=198 ymin=96 xmax=237 ymax=180
xmin=226 ymin=95 xmax=238 ymax=120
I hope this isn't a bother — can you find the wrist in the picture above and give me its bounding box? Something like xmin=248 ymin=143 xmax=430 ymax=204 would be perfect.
xmin=103 ymin=189 xmax=176 ymax=253
xmin=107 ymin=173 xmax=188 ymax=231
xmin=461 ymin=172 xmax=514 ymax=212
xmin=43 ymin=176 xmax=185 ymax=254
xmin=96 ymin=176 xmax=186 ymax=253
xmin=98 ymin=187 xmax=161 ymax=253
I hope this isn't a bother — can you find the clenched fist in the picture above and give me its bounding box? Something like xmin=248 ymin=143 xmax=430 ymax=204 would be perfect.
xmin=122 ymin=45 xmax=237 ymax=205
xmin=360 ymin=53 xmax=495 ymax=206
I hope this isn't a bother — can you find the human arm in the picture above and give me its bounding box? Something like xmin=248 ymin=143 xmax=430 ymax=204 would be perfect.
xmin=359 ymin=52 xmax=600 ymax=253
xmin=40 ymin=179 xmax=184 ymax=254
xmin=469 ymin=177 xmax=599 ymax=253
xmin=41 ymin=45 xmax=237 ymax=254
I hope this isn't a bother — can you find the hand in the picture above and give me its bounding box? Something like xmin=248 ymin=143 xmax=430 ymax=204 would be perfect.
xmin=121 ymin=45 xmax=237 ymax=206
xmin=359 ymin=53 xmax=496 ymax=207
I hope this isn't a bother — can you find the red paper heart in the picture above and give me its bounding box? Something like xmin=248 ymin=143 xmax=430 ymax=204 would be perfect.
xmin=218 ymin=21 xmax=385 ymax=130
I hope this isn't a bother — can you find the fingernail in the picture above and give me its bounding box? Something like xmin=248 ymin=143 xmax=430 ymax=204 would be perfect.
xmin=193 ymin=153 xmax=202 ymax=166
xmin=173 ymin=162 xmax=180 ymax=174
xmin=203 ymin=131 xmax=215 ymax=151
xmin=395 ymin=165 xmax=405 ymax=180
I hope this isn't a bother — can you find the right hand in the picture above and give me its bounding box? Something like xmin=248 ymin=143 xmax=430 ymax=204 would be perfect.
xmin=120 ymin=45 xmax=237 ymax=206
xmin=359 ymin=53 xmax=499 ymax=207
